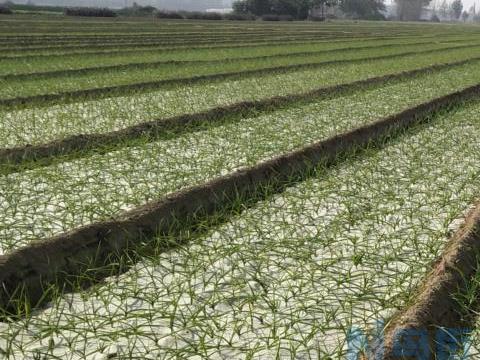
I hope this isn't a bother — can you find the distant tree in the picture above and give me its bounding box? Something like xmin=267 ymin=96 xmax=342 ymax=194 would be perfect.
xmin=309 ymin=0 xmax=339 ymax=18
xmin=271 ymin=0 xmax=311 ymax=19
xmin=233 ymin=0 xmax=340 ymax=19
xmin=118 ymin=3 xmax=157 ymax=16
xmin=64 ymin=7 xmax=117 ymax=17
xmin=234 ymin=0 xmax=271 ymax=15
xmin=155 ymin=10 xmax=184 ymax=19
xmin=340 ymin=0 xmax=385 ymax=19
xmin=438 ymin=0 xmax=449 ymax=18
xmin=271 ymin=0 xmax=297 ymax=16
xmin=0 ymin=5 xmax=12 ymax=14
xmin=224 ymin=12 xmax=257 ymax=19
xmin=468 ymin=4 xmax=476 ymax=17
xmin=461 ymin=9 xmax=469 ymax=20
xmin=396 ymin=0 xmax=432 ymax=20
xmin=451 ymin=0 xmax=463 ymax=19
xmin=232 ymin=0 xmax=250 ymax=13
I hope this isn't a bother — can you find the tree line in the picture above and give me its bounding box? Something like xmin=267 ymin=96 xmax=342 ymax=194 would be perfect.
xmin=0 ymin=0 xmax=472 ymax=22
xmin=232 ymin=0 xmax=472 ymax=21
xmin=233 ymin=0 xmax=385 ymax=20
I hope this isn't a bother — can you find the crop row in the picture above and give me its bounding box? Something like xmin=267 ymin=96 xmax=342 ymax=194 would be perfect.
xmin=0 ymin=30 xmax=416 ymax=50
xmin=1 ymin=20 xmax=475 ymax=38
xmin=3 ymin=18 xmax=480 ymax=358
xmin=1 ymin=93 xmax=480 ymax=358
xmin=0 ymin=25 xmax=468 ymax=45
xmin=3 ymin=66 xmax=480 ymax=254
xmin=0 ymin=39 xmax=423 ymax=64
xmin=1 ymin=31 xmax=412 ymax=56
xmin=0 ymin=29 xmax=393 ymax=42
xmin=0 ymin=36 xmax=411 ymax=61
xmin=0 ymin=34 xmax=368 ymax=53
xmin=3 ymin=41 xmax=478 ymax=101
xmin=0 ymin=18 xmax=453 ymax=36
xmin=1 ymin=27 xmax=468 ymax=59
xmin=2 ymin=35 xmax=473 ymax=77
xmin=0 ymin=31 xmax=457 ymax=62
xmin=3 ymin=50 xmax=480 ymax=150
xmin=0 ymin=21 xmax=454 ymax=37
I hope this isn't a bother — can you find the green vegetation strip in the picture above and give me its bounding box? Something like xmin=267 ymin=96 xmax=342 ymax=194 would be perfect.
xmin=0 ymin=33 xmax=440 ymax=61
xmin=5 ymin=40 xmax=463 ymax=91
xmin=3 ymin=97 xmax=480 ymax=358
xmin=4 ymin=66 xmax=480 ymax=257
xmin=0 ymin=35 xmax=384 ymax=57
xmin=0 ymin=31 xmax=408 ymax=51
xmin=1 ymin=34 xmax=467 ymax=76
xmin=0 ymin=31 xmax=366 ymax=46
xmin=3 ymin=56 xmax=480 ymax=168
xmin=0 ymin=26 xmax=424 ymax=43
xmin=0 ymin=21 xmax=460 ymax=37
xmin=0 ymin=30 xmax=357 ymax=43
xmin=1 ymin=82 xmax=479 ymax=311
xmin=0 ymin=26 xmax=437 ymax=40
xmin=0 ymin=26 xmax=420 ymax=40
xmin=1 ymin=44 xmax=479 ymax=107
xmin=369 ymin=205 xmax=480 ymax=359
xmin=2 ymin=38 xmax=473 ymax=81
xmin=0 ymin=35 xmax=353 ymax=53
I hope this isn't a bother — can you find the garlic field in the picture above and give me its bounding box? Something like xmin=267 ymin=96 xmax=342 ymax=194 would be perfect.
xmin=2 ymin=15 xmax=480 ymax=359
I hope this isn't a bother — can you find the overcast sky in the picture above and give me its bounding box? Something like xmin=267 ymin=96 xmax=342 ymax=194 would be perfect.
xmin=7 ymin=0 xmax=234 ymax=10
xmin=441 ymin=0 xmax=477 ymax=11
xmin=9 ymin=0 xmax=479 ymax=14
xmin=386 ymin=0 xmax=478 ymax=12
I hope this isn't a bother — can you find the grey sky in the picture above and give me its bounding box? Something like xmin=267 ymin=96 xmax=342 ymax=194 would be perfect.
xmin=7 ymin=0 xmax=479 ymax=14
xmin=386 ymin=0 xmax=478 ymax=12
xmin=6 ymin=0 xmax=234 ymax=10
